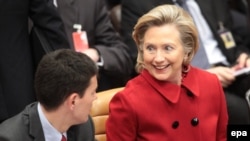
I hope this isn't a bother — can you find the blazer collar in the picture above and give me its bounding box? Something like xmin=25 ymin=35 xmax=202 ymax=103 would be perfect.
xmin=141 ymin=67 xmax=200 ymax=103
xmin=181 ymin=66 xmax=200 ymax=97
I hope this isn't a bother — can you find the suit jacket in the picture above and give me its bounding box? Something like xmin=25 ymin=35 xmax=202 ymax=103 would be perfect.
xmin=0 ymin=0 xmax=69 ymax=121
xmin=106 ymin=67 xmax=228 ymax=141
xmin=0 ymin=103 xmax=95 ymax=141
xmin=56 ymin=0 xmax=133 ymax=91
xmin=121 ymin=0 xmax=250 ymax=66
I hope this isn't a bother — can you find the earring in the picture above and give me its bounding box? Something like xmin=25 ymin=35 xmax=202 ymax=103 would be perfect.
xmin=182 ymin=65 xmax=190 ymax=73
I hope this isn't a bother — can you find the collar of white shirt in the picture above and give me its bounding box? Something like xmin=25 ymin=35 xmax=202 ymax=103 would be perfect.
xmin=37 ymin=103 xmax=66 ymax=141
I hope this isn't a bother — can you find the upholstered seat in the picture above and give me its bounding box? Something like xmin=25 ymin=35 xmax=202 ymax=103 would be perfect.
xmin=90 ymin=87 xmax=124 ymax=141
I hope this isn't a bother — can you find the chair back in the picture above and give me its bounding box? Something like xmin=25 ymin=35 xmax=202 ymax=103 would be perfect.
xmin=90 ymin=87 xmax=124 ymax=141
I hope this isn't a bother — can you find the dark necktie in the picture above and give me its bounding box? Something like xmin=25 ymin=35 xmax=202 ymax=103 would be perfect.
xmin=176 ymin=0 xmax=210 ymax=69
xmin=61 ymin=135 xmax=67 ymax=141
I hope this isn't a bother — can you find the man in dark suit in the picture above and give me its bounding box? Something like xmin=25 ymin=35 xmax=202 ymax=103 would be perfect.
xmin=54 ymin=0 xmax=133 ymax=92
xmin=120 ymin=0 xmax=250 ymax=124
xmin=0 ymin=0 xmax=70 ymax=123
xmin=0 ymin=49 xmax=97 ymax=141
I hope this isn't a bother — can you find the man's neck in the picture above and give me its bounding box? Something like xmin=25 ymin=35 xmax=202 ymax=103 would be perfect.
xmin=41 ymin=105 xmax=71 ymax=133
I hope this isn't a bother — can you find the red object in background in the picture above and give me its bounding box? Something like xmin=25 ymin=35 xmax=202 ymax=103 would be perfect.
xmin=72 ymin=31 xmax=89 ymax=52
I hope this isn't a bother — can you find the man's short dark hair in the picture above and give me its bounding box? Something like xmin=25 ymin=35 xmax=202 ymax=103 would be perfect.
xmin=35 ymin=49 xmax=98 ymax=110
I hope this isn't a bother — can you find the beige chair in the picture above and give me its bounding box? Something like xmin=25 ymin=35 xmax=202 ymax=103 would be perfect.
xmin=90 ymin=87 xmax=124 ymax=141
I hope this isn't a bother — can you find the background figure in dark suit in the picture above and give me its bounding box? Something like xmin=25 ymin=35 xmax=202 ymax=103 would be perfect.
xmin=227 ymin=0 xmax=250 ymax=51
xmin=53 ymin=0 xmax=133 ymax=91
xmin=0 ymin=49 xmax=97 ymax=141
xmin=0 ymin=0 xmax=70 ymax=123
xmin=120 ymin=0 xmax=250 ymax=124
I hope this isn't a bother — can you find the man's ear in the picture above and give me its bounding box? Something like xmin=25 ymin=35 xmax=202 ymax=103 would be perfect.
xmin=67 ymin=93 xmax=78 ymax=110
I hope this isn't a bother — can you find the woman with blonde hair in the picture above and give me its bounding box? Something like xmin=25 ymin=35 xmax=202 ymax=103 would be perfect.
xmin=106 ymin=4 xmax=228 ymax=141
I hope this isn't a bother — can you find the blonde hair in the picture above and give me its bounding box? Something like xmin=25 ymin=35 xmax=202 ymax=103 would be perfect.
xmin=132 ymin=4 xmax=199 ymax=73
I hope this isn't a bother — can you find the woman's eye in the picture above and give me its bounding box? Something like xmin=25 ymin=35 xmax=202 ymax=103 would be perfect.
xmin=146 ymin=45 xmax=155 ymax=51
xmin=164 ymin=45 xmax=173 ymax=51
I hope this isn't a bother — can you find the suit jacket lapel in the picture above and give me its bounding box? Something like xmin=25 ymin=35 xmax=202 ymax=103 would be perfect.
xmin=67 ymin=127 xmax=76 ymax=141
xmin=27 ymin=102 xmax=78 ymax=141
xmin=195 ymin=0 xmax=218 ymax=31
xmin=27 ymin=102 xmax=45 ymax=141
xmin=57 ymin=0 xmax=78 ymax=44
xmin=57 ymin=0 xmax=78 ymax=27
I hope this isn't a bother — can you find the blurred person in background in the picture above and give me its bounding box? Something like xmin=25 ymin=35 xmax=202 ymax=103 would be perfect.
xmin=53 ymin=0 xmax=133 ymax=91
xmin=0 ymin=0 xmax=70 ymax=123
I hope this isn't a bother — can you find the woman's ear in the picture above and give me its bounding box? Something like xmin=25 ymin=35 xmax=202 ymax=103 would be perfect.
xmin=183 ymin=53 xmax=189 ymax=63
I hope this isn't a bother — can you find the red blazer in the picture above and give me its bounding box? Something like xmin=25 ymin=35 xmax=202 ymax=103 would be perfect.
xmin=106 ymin=67 xmax=228 ymax=141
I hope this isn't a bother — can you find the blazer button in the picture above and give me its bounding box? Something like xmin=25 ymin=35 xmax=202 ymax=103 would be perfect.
xmin=191 ymin=117 xmax=199 ymax=126
xmin=172 ymin=121 xmax=179 ymax=129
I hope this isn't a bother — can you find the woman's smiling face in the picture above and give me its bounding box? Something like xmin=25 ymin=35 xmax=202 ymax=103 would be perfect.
xmin=142 ymin=24 xmax=186 ymax=84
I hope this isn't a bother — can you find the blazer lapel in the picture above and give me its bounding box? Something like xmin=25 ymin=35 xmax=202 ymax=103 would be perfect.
xmin=57 ymin=0 xmax=78 ymax=33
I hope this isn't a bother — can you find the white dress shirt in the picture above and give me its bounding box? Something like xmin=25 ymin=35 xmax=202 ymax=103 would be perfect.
xmin=38 ymin=103 xmax=67 ymax=141
xmin=186 ymin=0 xmax=229 ymax=65
xmin=53 ymin=0 xmax=58 ymax=7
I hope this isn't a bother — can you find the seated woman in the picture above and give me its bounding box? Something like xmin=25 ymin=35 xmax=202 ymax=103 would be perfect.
xmin=106 ymin=4 xmax=228 ymax=141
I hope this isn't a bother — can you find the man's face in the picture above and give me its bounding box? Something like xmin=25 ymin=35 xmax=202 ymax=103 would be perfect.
xmin=73 ymin=75 xmax=98 ymax=123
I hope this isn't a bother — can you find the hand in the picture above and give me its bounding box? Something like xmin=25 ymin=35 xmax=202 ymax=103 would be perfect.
xmin=207 ymin=66 xmax=235 ymax=88
xmin=231 ymin=53 xmax=250 ymax=70
xmin=82 ymin=48 xmax=100 ymax=63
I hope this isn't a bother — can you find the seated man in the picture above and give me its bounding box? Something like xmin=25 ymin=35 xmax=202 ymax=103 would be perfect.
xmin=0 ymin=49 xmax=97 ymax=141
